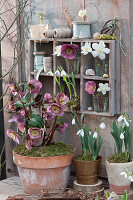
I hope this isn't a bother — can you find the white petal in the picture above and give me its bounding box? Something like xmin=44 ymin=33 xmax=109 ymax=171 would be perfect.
xmin=80 ymin=130 xmax=84 ymax=137
xmin=100 ymin=122 xmax=106 ymax=129
xmin=120 ymin=172 xmax=127 ymax=178
xmin=99 ymin=41 xmax=105 ymax=48
xmin=97 ymin=87 xmax=102 ymax=92
xmin=124 ymin=118 xmax=129 ymax=127
xmin=99 ymin=83 xmax=104 ymax=87
xmin=92 ymin=43 xmax=99 ymax=50
xmin=120 ymin=133 xmax=124 ymax=140
xmin=118 ymin=115 xmax=123 ymax=122
xmin=93 ymin=132 xmax=98 ymax=139
xmin=98 ymin=52 xmax=106 ymax=60
xmin=61 ymin=70 xmax=66 ymax=76
xmin=55 ymin=70 xmax=60 ymax=76
xmin=103 ymin=48 xmax=110 ymax=54
xmin=101 ymin=90 xmax=106 ymax=95
xmin=129 ymin=176 xmax=133 ymax=182
xmin=72 ymin=118 xmax=76 ymax=125
xmin=92 ymin=51 xmax=98 ymax=57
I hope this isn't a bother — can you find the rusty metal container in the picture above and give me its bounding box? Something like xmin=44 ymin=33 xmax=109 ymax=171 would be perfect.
xmin=73 ymin=156 xmax=101 ymax=185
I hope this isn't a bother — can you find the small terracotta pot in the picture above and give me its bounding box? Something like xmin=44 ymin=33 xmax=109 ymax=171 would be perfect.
xmin=73 ymin=156 xmax=101 ymax=185
xmin=105 ymin=159 xmax=133 ymax=194
xmin=13 ymin=150 xmax=74 ymax=194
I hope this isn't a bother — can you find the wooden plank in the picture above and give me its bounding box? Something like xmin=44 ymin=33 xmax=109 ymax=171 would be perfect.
xmin=28 ymin=40 xmax=34 ymax=82
xmin=82 ymin=75 xmax=109 ymax=81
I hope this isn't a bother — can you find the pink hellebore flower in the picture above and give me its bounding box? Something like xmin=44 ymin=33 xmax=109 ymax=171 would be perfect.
xmin=47 ymin=103 xmax=64 ymax=117
xmin=61 ymin=44 xmax=78 ymax=60
xmin=7 ymin=101 xmax=16 ymax=111
xmin=28 ymin=79 xmax=42 ymax=94
xmin=85 ymin=81 xmax=96 ymax=94
xmin=28 ymin=127 xmax=43 ymax=139
xmin=44 ymin=93 xmax=53 ymax=103
xmin=21 ymin=110 xmax=26 ymax=116
xmin=7 ymin=129 xmax=19 ymax=144
xmin=59 ymin=123 xmax=68 ymax=134
xmin=56 ymin=93 xmax=69 ymax=107
xmin=25 ymin=134 xmax=43 ymax=150
xmin=8 ymin=84 xmax=17 ymax=96
xmin=8 ymin=114 xmax=26 ymax=133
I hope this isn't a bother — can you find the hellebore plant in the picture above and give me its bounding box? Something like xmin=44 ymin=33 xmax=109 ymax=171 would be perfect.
xmin=72 ymin=113 xmax=102 ymax=160
xmin=7 ymin=79 xmax=69 ymax=150
xmin=100 ymin=112 xmax=132 ymax=162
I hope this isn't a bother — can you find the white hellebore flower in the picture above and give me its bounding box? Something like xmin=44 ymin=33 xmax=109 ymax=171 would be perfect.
xmin=93 ymin=132 xmax=98 ymax=139
xmin=120 ymin=172 xmax=127 ymax=179
xmin=120 ymin=132 xmax=124 ymax=140
xmin=61 ymin=70 xmax=66 ymax=77
xmin=55 ymin=70 xmax=60 ymax=76
xmin=100 ymin=122 xmax=106 ymax=129
xmin=92 ymin=41 xmax=110 ymax=60
xmin=77 ymin=129 xmax=84 ymax=137
xmin=72 ymin=118 xmax=76 ymax=125
xmin=54 ymin=45 xmax=62 ymax=56
xmin=128 ymin=176 xmax=133 ymax=182
xmin=97 ymin=83 xmax=110 ymax=95
xmin=78 ymin=9 xmax=86 ymax=17
xmin=81 ymin=42 xmax=92 ymax=55
xmin=118 ymin=115 xmax=129 ymax=127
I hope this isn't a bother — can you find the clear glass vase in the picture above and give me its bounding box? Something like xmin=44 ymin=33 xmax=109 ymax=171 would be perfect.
xmin=94 ymin=57 xmax=109 ymax=77
xmin=92 ymin=94 xmax=109 ymax=112
xmin=65 ymin=57 xmax=80 ymax=74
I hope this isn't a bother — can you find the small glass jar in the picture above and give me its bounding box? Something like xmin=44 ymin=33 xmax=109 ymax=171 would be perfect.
xmin=92 ymin=94 xmax=109 ymax=112
xmin=94 ymin=57 xmax=109 ymax=77
xmin=65 ymin=57 xmax=80 ymax=74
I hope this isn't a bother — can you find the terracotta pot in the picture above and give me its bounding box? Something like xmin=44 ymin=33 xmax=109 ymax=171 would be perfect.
xmin=13 ymin=150 xmax=74 ymax=194
xmin=105 ymin=159 xmax=133 ymax=194
xmin=73 ymin=156 xmax=101 ymax=185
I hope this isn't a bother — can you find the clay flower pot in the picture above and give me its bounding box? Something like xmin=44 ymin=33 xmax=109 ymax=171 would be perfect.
xmin=13 ymin=150 xmax=74 ymax=194
xmin=105 ymin=159 xmax=133 ymax=194
xmin=73 ymin=156 xmax=101 ymax=185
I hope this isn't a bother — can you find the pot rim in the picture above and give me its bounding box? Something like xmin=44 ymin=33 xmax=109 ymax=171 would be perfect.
xmin=105 ymin=158 xmax=133 ymax=165
xmin=73 ymin=155 xmax=102 ymax=163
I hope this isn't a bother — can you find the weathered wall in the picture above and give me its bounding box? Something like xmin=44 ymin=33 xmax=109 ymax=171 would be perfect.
xmin=29 ymin=0 xmax=130 ymax=177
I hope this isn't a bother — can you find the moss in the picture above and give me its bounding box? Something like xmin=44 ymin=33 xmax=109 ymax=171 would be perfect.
xmin=14 ymin=142 xmax=74 ymax=157
xmin=76 ymin=155 xmax=94 ymax=161
xmin=107 ymin=152 xmax=129 ymax=163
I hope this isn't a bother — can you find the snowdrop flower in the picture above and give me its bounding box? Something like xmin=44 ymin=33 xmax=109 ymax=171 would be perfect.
xmin=92 ymin=41 xmax=110 ymax=60
xmin=81 ymin=42 xmax=92 ymax=55
xmin=118 ymin=115 xmax=129 ymax=127
xmin=97 ymin=83 xmax=110 ymax=95
xmin=78 ymin=9 xmax=86 ymax=17
xmin=128 ymin=176 xmax=133 ymax=182
xmin=72 ymin=118 xmax=76 ymax=125
xmin=100 ymin=122 xmax=106 ymax=129
xmin=120 ymin=132 xmax=124 ymax=140
xmin=55 ymin=70 xmax=61 ymax=76
xmin=61 ymin=70 xmax=66 ymax=77
xmin=89 ymin=131 xmax=92 ymax=135
xmin=120 ymin=172 xmax=127 ymax=179
xmin=93 ymin=132 xmax=98 ymax=139
xmin=54 ymin=45 xmax=62 ymax=56
xmin=77 ymin=129 xmax=84 ymax=137
xmin=47 ymin=71 xmax=53 ymax=76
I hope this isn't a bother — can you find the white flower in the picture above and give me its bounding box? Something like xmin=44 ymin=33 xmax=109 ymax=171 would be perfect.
xmin=93 ymin=132 xmax=98 ymax=139
xmin=72 ymin=118 xmax=76 ymax=125
xmin=118 ymin=115 xmax=123 ymax=122
xmin=61 ymin=70 xmax=66 ymax=77
xmin=54 ymin=45 xmax=62 ymax=56
xmin=81 ymin=42 xmax=92 ymax=55
xmin=120 ymin=172 xmax=127 ymax=178
xmin=77 ymin=129 xmax=84 ymax=137
xmin=123 ymin=117 xmax=129 ymax=127
xmin=47 ymin=71 xmax=53 ymax=76
xmin=128 ymin=176 xmax=133 ymax=182
xmin=89 ymin=131 xmax=92 ymax=135
xmin=120 ymin=132 xmax=124 ymax=140
xmin=118 ymin=115 xmax=129 ymax=127
xmin=91 ymin=41 xmax=110 ymax=60
xmin=78 ymin=9 xmax=86 ymax=17
xmin=100 ymin=122 xmax=106 ymax=129
xmin=97 ymin=83 xmax=110 ymax=95
xmin=55 ymin=70 xmax=60 ymax=76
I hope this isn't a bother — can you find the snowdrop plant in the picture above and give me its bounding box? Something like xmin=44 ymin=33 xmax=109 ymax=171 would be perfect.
xmin=72 ymin=113 xmax=102 ymax=160
xmin=100 ymin=112 xmax=132 ymax=161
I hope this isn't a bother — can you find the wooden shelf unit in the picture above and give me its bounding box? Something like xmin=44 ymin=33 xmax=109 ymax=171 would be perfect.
xmin=28 ymin=38 xmax=121 ymax=116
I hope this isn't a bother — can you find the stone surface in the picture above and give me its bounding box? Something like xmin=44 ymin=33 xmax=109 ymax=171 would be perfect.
xmin=0 ymin=176 xmax=25 ymax=200
xmin=73 ymin=179 xmax=104 ymax=197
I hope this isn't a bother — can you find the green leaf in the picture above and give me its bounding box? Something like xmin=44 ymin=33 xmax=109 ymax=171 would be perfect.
xmin=28 ymin=115 xmax=43 ymax=127
xmin=80 ymin=113 xmax=84 ymax=128
xmin=21 ymin=92 xmax=30 ymax=103
xmin=121 ymin=190 xmax=127 ymax=200
xmin=106 ymin=192 xmax=110 ymax=199
xmin=13 ymin=101 xmax=23 ymax=108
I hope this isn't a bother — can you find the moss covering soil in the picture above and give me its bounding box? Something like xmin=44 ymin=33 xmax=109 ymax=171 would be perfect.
xmin=14 ymin=142 xmax=74 ymax=157
xmin=107 ymin=152 xmax=129 ymax=163
xmin=75 ymin=155 xmax=94 ymax=161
